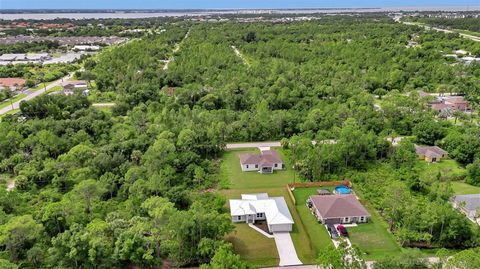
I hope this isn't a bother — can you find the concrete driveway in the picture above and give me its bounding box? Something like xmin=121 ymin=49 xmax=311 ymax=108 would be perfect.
xmin=273 ymin=232 xmax=302 ymax=267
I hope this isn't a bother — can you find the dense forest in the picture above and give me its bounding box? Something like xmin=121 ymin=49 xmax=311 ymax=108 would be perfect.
xmin=1 ymin=15 xmax=480 ymax=268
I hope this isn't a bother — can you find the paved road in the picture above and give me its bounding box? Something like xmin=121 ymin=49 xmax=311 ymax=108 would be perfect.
xmin=225 ymin=140 xmax=334 ymax=149
xmin=399 ymin=20 xmax=480 ymax=42
xmin=226 ymin=141 xmax=282 ymax=149
xmin=262 ymin=265 xmax=320 ymax=269
xmin=0 ymin=73 xmax=73 ymax=115
xmin=273 ymin=232 xmax=303 ymax=267
xmin=92 ymin=103 xmax=116 ymax=107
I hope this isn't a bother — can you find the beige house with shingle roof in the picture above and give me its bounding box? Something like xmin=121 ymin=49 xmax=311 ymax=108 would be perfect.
xmin=415 ymin=145 xmax=448 ymax=163
xmin=309 ymin=194 xmax=370 ymax=224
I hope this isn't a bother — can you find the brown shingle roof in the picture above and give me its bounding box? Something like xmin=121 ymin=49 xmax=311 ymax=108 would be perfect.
xmin=415 ymin=145 xmax=448 ymax=157
xmin=310 ymin=194 xmax=370 ymax=219
xmin=238 ymin=150 xmax=282 ymax=166
xmin=0 ymin=78 xmax=26 ymax=87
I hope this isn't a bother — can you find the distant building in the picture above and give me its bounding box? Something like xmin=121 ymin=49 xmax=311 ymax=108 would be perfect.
xmin=430 ymin=96 xmax=469 ymax=113
xmin=73 ymin=45 xmax=101 ymax=51
xmin=0 ymin=53 xmax=51 ymax=63
xmin=415 ymin=145 xmax=448 ymax=163
xmin=0 ymin=78 xmax=26 ymax=92
xmin=62 ymin=80 xmax=88 ymax=95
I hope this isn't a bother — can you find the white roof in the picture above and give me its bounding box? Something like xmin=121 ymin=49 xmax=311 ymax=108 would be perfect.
xmin=230 ymin=193 xmax=294 ymax=225
xmin=74 ymin=45 xmax=100 ymax=50
xmin=455 ymin=49 xmax=468 ymax=55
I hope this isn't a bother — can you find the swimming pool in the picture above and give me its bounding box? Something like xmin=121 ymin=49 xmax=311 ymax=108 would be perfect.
xmin=335 ymin=185 xmax=351 ymax=194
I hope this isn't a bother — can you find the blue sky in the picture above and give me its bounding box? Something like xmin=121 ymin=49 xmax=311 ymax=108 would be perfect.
xmin=1 ymin=0 xmax=479 ymax=9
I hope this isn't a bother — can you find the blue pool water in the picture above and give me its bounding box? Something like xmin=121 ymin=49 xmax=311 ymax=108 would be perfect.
xmin=335 ymin=186 xmax=351 ymax=194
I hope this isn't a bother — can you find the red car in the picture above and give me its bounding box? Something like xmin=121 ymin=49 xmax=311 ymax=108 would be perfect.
xmin=336 ymin=225 xmax=349 ymax=237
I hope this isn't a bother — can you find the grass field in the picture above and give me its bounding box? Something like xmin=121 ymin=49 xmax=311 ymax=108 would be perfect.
xmin=416 ymin=159 xmax=466 ymax=180
xmin=220 ymin=148 xmax=295 ymax=189
xmin=291 ymin=187 xmax=334 ymax=253
xmin=225 ymin=223 xmax=279 ymax=266
xmin=348 ymin=205 xmax=402 ymax=260
xmin=451 ymin=181 xmax=480 ymax=195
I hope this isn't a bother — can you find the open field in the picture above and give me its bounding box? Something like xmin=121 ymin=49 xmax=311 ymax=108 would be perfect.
xmin=416 ymin=159 xmax=466 ymax=180
xmin=225 ymin=223 xmax=279 ymax=266
xmin=348 ymin=204 xmax=403 ymax=260
xmin=451 ymin=181 xmax=480 ymax=195
xmin=291 ymin=188 xmax=334 ymax=253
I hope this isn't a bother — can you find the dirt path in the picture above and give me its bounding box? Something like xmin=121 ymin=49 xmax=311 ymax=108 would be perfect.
xmin=6 ymin=180 xmax=15 ymax=191
xmin=231 ymin=45 xmax=251 ymax=67
xmin=163 ymin=28 xmax=191 ymax=71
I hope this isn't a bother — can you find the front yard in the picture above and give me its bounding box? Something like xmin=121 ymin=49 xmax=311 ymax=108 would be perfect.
xmin=416 ymin=159 xmax=466 ymax=181
xmin=348 ymin=206 xmax=402 ymax=260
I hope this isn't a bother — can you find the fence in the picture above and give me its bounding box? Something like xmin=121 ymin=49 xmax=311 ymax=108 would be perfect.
xmin=286 ymin=180 xmax=353 ymax=205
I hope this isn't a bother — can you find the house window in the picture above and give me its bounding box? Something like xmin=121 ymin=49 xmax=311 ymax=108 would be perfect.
xmin=255 ymin=164 xmax=258 ymax=168
xmin=246 ymin=165 xmax=249 ymax=168
xmin=360 ymin=216 xmax=365 ymax=222
xmin=256 ymin=213 xmax=263 ymax=218
xmin=237 ymin=216 xmax=242 ymax=220
xmin=344 ymin=217 xmax=350 ymax=223
xmin=274 ymin=163 xmax=278 ymax=167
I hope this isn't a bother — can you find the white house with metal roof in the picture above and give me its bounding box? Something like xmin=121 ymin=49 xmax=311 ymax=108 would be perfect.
xmin=229 ymin=193 xmax=294 ymax=232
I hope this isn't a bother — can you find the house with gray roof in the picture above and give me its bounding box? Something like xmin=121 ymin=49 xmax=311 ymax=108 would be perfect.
xmin=451 ymin=194 xmax=480 ymax=224
xmin=308 ymin=194 xmax=370 ymax=224
xmin=238 ymin=149 xmax=284 ymax=174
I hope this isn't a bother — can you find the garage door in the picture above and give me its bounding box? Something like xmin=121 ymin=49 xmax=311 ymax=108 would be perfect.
xmin=269 ymin=224 xmax=292 ymax=232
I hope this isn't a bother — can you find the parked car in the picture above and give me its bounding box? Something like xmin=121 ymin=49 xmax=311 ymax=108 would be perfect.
xmin=327 ymin=224 xmax=338 ymax=239
xmin=337 ymin=225 xmax=348 ymax=237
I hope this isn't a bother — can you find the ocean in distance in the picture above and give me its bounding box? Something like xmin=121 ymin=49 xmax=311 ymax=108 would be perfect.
xmin=1 ymin=6 xmax=479 ymax=20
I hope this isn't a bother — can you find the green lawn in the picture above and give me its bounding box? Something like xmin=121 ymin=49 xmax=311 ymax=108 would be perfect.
xmin=225 ymin=223 xmax=279 ymax=266
xmin=0 ymin=94 xmax=27 ymax=110
xmin=416 ymin=159 xmax=466 ymax=181
xmin=348 ymin=206 xmax=402 ymax=260
xmin=220 ymin=148 xmax=296 ymax=189
xmin=451 ymin=181 xmax=480 ymax=195
xmin=292 ymin=187 xmax=334 ymax=254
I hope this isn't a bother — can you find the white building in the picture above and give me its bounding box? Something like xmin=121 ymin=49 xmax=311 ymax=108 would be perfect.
xmin=73 ymin=45 xmax=101 ymax=51
xmin=230 ymin=193 xmax=294 ymax=233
